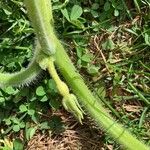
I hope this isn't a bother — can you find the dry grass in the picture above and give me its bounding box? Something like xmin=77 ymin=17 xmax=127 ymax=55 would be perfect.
xmin=26 ymin=111 xmax=106 ymax=150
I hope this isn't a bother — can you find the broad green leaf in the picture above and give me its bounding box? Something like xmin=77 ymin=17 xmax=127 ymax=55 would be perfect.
xmin=0 ymin=97 xmax=5 ymax=103
xmin=13 ymin=125 xmax=20 ymax=132
xmin=40 ymin=122 xmax=50 ymax=130
xmin=114 ymin=9 xmax=119 ymax=16
xmin=70 ymin=5 xmax=83 ymax=20
xmin=71 ymin=20 xmax=84 ymax=29
xmin=31 ymin=114 xmax=39 ymax=124
xmin=47 ymin=79 xmax=58 ymax=93
xmin=12 ymin=117 xmax=20 ymax=124
xmin=36 ymin=86 xmax=46 ymax=96
xmin=87 ymin=65 xmax=99 ymax=75
xmin=144 ymin=33 xmax=150 ymax=46
xmin=76 ymin=47 xmax=84 ymax=58
xmin=5 ymin=118 xmax=11 ymax=125
xmin=5 ymin=86 xmax=15 ymax=95
xmin=91 ymin=10 xmax=99 ymax=18
xmin=81 ymin=54 xmax=92 ymax=62
xmin=19 ymin=104 xmax=27 ymax=112
xmin=3 ymin=8 xmax=12 ymax=15
xmin=25 ymin=127 xmax=37 ymax=140
xmin=61 ymin=8 xmax=70 ymax=21
xmin=19 ymin=121 xmax=25 ymax=128
xmin=40 ymin=95 xmax=48 ymax=102
xmin=91 ymin=3 xmax=99 ymax=10
xmin=13 ymin=139 xmax=24 ymax=150
xmin=27 ymin=109 xmax=35 ymax=115
xmin=104 ymin=2 xmax=110 ymax=11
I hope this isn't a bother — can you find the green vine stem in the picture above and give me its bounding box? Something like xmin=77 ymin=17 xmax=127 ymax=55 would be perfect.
xmin=0 ymin=45 xmax=41 ymax=87
xmin=54 ymin=38 xmax=149 ymax=150
xmin=24 ymin=0 xmax=149 ymax=149
xmin=24 ymin=0 xmax=55 ymax=55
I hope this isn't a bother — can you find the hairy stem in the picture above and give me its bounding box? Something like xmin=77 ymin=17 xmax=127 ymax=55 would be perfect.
xmin=0 ymin=45 xmax=41 ymax=87
xmin=54 ymin=39 xmax=149 ymax=150
xmin=24 ymin=0 xmax=55 ymax=55
xmin=47 ymin=57 xmax=65 ymax=93
xmin=24 ymin=0 xmax=149 ymax=149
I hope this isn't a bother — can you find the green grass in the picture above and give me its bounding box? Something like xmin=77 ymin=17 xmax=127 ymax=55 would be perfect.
xmin=0 ymin=0 xmax=150 ymax=149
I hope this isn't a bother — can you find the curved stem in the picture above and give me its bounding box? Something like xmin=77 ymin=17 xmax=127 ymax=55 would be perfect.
xmin=47 ymin=58 xmax=64 ymax=89
xmin=24 ymin=0 xmax=149 ymax=149
xmin=0 ymin=46 xmax=41 ymax=87
xmin=54 ymin=37 xmax=149 ymax=150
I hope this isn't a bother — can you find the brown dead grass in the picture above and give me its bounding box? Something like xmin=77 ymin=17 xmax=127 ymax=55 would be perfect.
xmin=26 ymin=111 xmax=106 ymax=150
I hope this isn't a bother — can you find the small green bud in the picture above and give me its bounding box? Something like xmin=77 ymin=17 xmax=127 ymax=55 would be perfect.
xmin=62 ymin=94 xmax=84 ymax=124
xmin=57 ymin=81 xmax=69 ymax=97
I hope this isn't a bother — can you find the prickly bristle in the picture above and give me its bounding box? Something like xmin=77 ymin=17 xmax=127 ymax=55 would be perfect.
xmin=0 ymin=40 xmax=42 ymax=88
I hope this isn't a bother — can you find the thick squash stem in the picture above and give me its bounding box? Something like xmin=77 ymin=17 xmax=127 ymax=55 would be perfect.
xmin=54 ymin=35 xmax=149 ymax=150
xmin=24 ymin=0 xmax=149 ymax=149
xmin=24 ymin=0 xmax=55 ymax=55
